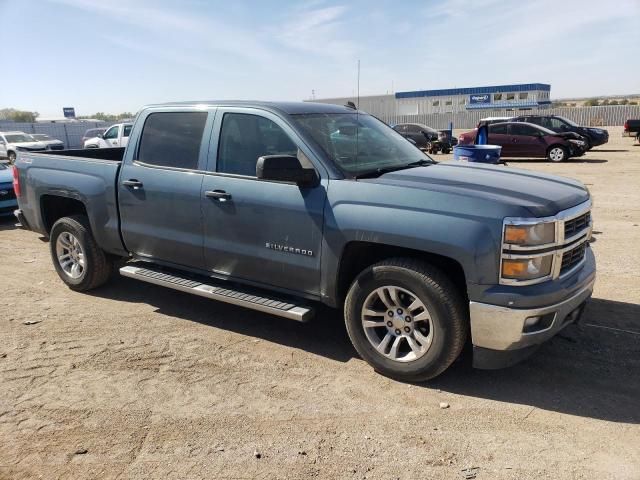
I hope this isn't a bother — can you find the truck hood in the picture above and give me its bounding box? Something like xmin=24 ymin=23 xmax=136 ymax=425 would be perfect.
xmin=360 ymin=162 xmax=589 ymax=217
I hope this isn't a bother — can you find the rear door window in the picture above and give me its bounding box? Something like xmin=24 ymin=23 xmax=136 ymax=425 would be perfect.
xmin=489 ymin=124 xmax=508 ymax=135
xmin=137 ymin=112 xmax=208 ymax=170
xmin=123 ymin=125 xmax=132 ymax=137
xmin=217 ymin=113 xmax=297 ymax=176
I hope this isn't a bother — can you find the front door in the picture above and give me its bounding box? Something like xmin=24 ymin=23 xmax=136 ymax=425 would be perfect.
xmin=118 ymin=109 xmax=213 ymax=268
xmin=102 ymin=125 xmax=121 ymax=147
xmin=509 ymin=123 xmax=546 ymax=157
xmin=202 ymin=108 xmax=326 ymax=296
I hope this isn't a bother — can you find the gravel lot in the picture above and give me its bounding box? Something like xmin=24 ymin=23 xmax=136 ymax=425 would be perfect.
xmin=1 ymin=127 xmax=639 ymax=480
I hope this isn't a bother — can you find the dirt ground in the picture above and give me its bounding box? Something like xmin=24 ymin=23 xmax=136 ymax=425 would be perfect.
xmin=1 ymin=127 xmax=638 ymax=480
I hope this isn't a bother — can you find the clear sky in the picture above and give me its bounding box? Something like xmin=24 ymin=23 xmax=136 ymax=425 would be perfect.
xmin=1 ymin=0 xmax=638 ymax=117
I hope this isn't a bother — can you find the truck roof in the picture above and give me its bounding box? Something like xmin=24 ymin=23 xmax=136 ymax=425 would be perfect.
xmin=143 ymin=101 xmax=356 ymax=115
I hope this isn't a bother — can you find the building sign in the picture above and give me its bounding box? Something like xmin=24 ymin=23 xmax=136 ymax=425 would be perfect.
xmin=63 ymin=107 xmax=76 ymax=118
xmin=469 ymin=94 xmax=490 ymax=104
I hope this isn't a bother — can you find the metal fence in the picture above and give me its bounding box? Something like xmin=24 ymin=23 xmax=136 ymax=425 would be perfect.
xmin=0 ymin=121 xmax=111 ymax=149
xmin=377 ymin=105 xmax=640 ymax=130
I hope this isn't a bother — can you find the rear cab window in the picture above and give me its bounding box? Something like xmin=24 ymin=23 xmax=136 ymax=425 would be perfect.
xmin=137 ymin=112 xmax=208 ymax=170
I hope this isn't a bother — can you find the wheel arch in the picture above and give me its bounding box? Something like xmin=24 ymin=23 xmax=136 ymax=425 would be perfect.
xmin=40 ymin=194 xmax=88 ymax=234
xmin=335 ymin=241 xmax=468 ymax=308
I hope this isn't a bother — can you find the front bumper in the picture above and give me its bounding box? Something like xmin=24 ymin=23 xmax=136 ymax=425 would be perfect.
xmin=470 ymin=277 xmax=595 ymax=368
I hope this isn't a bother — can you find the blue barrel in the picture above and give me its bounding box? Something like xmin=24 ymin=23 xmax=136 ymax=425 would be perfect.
xmin=452 ymin=144 xmax=502 ymax=164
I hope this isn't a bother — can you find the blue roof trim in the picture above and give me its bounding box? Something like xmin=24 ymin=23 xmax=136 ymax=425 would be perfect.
xmin=465 ymin=101 xmax=549 ymax=110
xmin=395 ymin=83 xmax=551 ymax=99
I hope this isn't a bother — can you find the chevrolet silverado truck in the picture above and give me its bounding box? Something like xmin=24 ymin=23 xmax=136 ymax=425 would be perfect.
xmin=12 ymin=101 xmax=596 ymax=381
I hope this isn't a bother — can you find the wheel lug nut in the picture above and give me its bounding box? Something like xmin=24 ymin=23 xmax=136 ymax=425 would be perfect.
xmin=387 ymin=311 xmax=394 ymax=317
xmin=397 ymin=308 xmax=403 ymax=315
xmin=404 ymin=326 xmax=411 ymax=333
xmin=395 ymin=329 xmax=401 ymax=335
xmin=405 ymin=316 xmax=411 ymax=322
xmin=387 ymin=321 xmax=393 ymax=327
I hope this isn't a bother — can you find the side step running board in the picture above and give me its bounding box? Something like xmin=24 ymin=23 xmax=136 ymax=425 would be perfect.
xmin=119 ymin=265 xmax=314 ymax=322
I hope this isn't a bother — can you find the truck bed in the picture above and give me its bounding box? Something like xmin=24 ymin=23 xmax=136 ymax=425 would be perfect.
xmin=15 ymin=148 xmax=127 ymax=256
xmin=39 ymin=147 xmax=126 ymax=162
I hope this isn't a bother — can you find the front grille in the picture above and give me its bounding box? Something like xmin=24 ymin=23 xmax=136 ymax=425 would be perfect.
xmin=49 ymin=144 xmax=65 ymax=150
xmin=564 ymin=211 xmax=590 ymax=238
xmin=561 ymin=242 xmax=587 ymax=274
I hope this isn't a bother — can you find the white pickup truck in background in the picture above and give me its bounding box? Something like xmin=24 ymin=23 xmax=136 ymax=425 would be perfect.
xmin=83 ymin=123 xmax=132 ymax=149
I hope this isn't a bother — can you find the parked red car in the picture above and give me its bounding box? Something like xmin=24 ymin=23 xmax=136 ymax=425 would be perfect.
xmin=458 ymin=122 xmax=587 ymax=162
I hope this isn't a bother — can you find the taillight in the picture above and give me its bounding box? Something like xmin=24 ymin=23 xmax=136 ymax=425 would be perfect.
xmin=624 ymin=120 xmax=628 ymax=131
xmin=12 ymin=165 xmax=21 ymax=197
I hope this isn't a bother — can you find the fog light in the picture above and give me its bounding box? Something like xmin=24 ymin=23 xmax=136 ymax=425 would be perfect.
xmin=523 ymin=313 xmax=555 ymax=333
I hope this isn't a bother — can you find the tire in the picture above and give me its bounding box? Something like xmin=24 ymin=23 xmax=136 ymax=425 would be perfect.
xmin=344 ymin=258 xmax=467 ymax=381
xmin=49 ymin=215 xmax=112 ymax=291
xmin=547 ymin=145 xmax=568 ymax=162
xmin=583 ymin=137 xmax=592 ymax=150
xmin=7 ymin=151 xmax=16 ymax=163
xmin=441 ymin=148 xmax=450 ymax=154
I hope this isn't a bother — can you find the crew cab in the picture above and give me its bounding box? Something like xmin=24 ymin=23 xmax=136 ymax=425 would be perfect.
xmin=511 ymin=114 xmax=608 ymax=150
xmin=83 ymin=122 xmax=132 ymax=148
xmin=13 ymin=101 xmax=596 ymax=381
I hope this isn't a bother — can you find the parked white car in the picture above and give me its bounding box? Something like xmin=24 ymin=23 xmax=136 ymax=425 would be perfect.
xmin=0 ymin=131 xmax=47 ymax=163
xmin=31 ymin=134 xmax=65 ymax=151
xmin=83 ymin=123 xmax=132 ymax=148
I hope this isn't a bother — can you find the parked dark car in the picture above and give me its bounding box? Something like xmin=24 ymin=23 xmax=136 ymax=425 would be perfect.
xmin=393 ymin=123 xmax=454 ymax=154
xmin=81 ymin=128 xmax=107 ymax=148
xmin=511 ymin=115 xmax=608 ymax=149
xmin=623 ymin=119 xmax=640 ymax=140
xmin=458 ymin=122 xmax=587 ymax=162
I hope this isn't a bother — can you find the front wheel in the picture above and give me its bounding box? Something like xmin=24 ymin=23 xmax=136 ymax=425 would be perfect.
xmin=547 ymin=145 xmax=568 ymax=162
xmin=49 ymin=215 xmax=113 ymax=291
xmin=8 ymin=151 xmax=16 ymax=163
xmin=344 ymin=258 xmax=467 ymax=381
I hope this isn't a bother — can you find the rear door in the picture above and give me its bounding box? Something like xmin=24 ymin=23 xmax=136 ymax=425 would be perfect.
xmin=487 ymin=123 xmax=512 ymax=154
xmin=201 ymin=107 xmax=327 ymax=296
xmin=121 ymin=124 xmax=132 ymax=148
xmin=118 ymin=108 xmax=215 ymax=268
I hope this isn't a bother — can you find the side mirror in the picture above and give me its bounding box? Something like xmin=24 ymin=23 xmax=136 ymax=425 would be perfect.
xmin=256 ymin=155 xmax=318 ymax=187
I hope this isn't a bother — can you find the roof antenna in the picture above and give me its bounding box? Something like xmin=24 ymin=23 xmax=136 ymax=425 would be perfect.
xmin=357 ymin=59 xmax=360 ymax=109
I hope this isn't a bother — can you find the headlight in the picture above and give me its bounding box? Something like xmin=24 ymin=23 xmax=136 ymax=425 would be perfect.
xmin=504 ymin=222 xmax=555 ymax=246
xmin=502 ymin=255 xmax=553 ymax=281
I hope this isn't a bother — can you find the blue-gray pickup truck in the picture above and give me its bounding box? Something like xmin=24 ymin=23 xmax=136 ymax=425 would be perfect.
xmin=13 ymin=101 xmax=596 ymax=380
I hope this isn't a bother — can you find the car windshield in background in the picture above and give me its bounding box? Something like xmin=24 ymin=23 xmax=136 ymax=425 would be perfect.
xmin=292 ymin=113 xmax=431 ymax=177
xmin=5 ymin=134 xmax=33 ymax=143
xmin=557 ymin=116 xmax=578 ymax=127
xmin=0 ymin=163 xmax=7 ymax=170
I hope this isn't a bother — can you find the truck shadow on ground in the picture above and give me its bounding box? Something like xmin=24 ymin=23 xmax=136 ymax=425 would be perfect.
xmin=93 ymin=280 xmax=639 ymax=424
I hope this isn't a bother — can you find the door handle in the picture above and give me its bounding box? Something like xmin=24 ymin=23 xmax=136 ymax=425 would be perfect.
xmin=123 ymin=179 xmax=143 ymax=189
xmin=205 ymin=190 xmax=232 ymax=202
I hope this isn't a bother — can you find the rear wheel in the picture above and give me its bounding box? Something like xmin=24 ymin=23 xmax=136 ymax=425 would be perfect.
xmin=344 ymin=258 xmax=467 ymax=381
xmin=547 ymin=145 xmax=568 ymax=162
xmin=49 ymin=215 xmax=113 ymax=291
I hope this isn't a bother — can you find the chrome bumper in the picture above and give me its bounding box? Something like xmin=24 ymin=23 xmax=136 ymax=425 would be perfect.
xmin=469 ymin=278 xmax=595 ymax=351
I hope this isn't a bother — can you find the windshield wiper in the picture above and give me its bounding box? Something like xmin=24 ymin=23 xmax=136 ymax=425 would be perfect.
xmin=354 ymin=159 xmax=433 ymax=179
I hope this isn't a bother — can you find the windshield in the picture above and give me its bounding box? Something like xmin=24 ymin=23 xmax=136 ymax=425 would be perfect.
xmin=556 ymin=116 xmax=578 ymax=127
xmin=292 ymin=113 xmax=431 ymax=176
xmin=5 ymin=134 xmax=34 ymax=143
xmin=0 ymin=163 xmax=7 ymax=170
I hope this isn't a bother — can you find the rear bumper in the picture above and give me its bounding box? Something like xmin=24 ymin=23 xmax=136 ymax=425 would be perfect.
xmin=470 ymin=277 xmax=594 ymax=369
